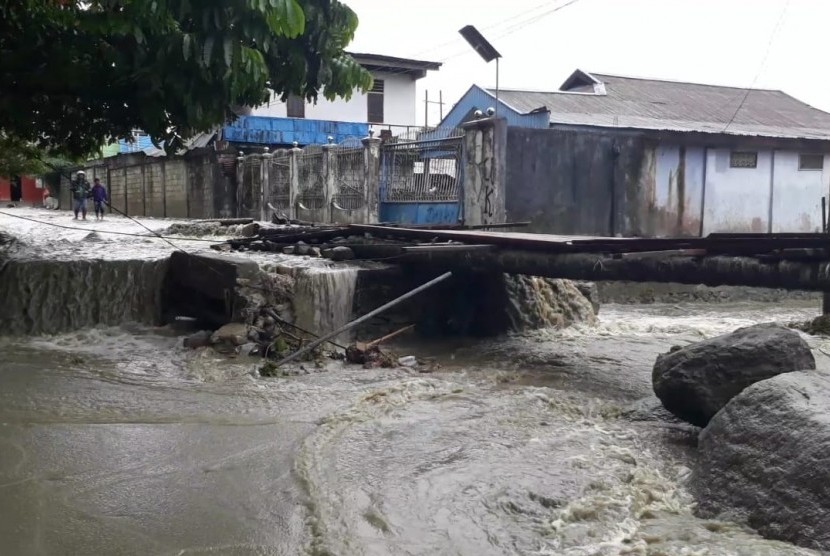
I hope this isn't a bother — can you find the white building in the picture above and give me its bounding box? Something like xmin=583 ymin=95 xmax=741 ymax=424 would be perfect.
xmin=233 ymin=53 xmax=440 ymax=145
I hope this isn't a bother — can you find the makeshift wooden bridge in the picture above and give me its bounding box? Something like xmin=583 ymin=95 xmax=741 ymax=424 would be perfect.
xmin=219 ymin=222 xmax=830 ymax=293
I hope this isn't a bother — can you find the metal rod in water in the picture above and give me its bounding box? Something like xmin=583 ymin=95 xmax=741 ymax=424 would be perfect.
xmin=273 ymin=271 xmax=453 ymax=368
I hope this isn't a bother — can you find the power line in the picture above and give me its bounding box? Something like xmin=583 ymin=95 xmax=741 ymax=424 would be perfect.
xmin=489 ymin=0 xmax=584 ymax=41
xmin=415 ymin=0 xmax=585 ymax=67
xmin=406 ymin=0 xmax=556 ymax=59
xmin=722 ymin=0 xmax=790 ymax=133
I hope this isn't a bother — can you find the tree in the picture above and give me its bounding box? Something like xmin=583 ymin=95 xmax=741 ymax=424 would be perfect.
xmin=0 ymin=0 xmax=373 ymax=159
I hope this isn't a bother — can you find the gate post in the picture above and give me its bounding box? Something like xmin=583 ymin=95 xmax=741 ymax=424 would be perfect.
xmin=289 ymin=144 xmax=301 ymax=221
xmin=235 ymin=151 xmax=245 ymax=218
xmin=461 ymin=117 xmax=507 ymax=227
xmin=322 ymin=142 xmax=336 ymax=223
xmin=363 ymin=135 xmax=381 ymax=223
xmin=260 ymin=148 xmax=271 ymax=222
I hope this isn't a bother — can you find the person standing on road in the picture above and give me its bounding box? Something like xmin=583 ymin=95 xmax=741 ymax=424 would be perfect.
xmin=91 ymin=177 xmax=107 ymax=220
xmin=70 ymin=171 xmax=91 ymax=220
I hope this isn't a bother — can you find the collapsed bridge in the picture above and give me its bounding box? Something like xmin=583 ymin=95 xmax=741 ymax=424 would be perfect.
xmin=222 ymin=223 xmax=830 ymax=293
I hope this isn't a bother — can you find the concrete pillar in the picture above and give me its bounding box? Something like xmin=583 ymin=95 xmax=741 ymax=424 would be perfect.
xmin=363 ymin=136 xmax=381 ymax=223
xmin=235 ymin=152 xmax=245 ymax=218
xmin=322 ymin=143 xmax=336 ymax=222
xmin=260 ymin=149 xmax=272 ymax=222
xmin=460 ymin=117 xmax=507 ymax=227
xmin=288 ymin=145 xmax=302 ymax=220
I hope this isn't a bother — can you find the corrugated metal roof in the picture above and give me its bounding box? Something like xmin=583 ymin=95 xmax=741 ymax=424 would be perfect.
xmin=487 ymin=71 xmax=830 ymax=140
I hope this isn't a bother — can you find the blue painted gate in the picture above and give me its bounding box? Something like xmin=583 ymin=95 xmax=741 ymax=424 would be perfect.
xmin=378 ymin=132 xmax=463 ymax=225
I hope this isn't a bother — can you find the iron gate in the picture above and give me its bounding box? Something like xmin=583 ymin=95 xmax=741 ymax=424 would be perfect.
xmin=379 ymin=131 xmax=463 ymax=225
xmin=266 ymin=150 xmax=291 ymax=213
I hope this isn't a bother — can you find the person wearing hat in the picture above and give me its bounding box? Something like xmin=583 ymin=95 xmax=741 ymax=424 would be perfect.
xmin=70 ymin=171 xmax=91 ymax=220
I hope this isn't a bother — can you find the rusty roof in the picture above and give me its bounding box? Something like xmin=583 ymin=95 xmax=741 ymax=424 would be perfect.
xmin=487 ymin=70 xmax=830 ymax=140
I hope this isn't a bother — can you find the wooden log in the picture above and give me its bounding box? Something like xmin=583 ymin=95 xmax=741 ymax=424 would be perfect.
xmin=396 ymin=249 xmax=830 ymax=292
xmin=197 ymin=217 xmax=254 ymax=226
xmin=402 ymin=244 xmax=497 ymax=253
xmin=258 ymin=227 xmax=349 ymax=244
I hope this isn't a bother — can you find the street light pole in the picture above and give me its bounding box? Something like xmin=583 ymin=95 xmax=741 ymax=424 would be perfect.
xmin=459 ymin=25 xmax=502 ymax=117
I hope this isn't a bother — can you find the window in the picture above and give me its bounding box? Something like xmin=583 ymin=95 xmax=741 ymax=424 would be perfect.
xmin=799 ymin=153 xmax=824 ymax=171
xmin=730 ymin=151 xmax=758 ymax=169
xmin=286 ymin=93 xmax=305 ymax=118
xmin=367 ymin=79 xmax=384 ymax=124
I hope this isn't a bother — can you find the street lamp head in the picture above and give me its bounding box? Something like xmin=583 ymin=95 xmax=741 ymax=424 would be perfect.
xmin=486 ymin=107 xmax=495 ymax=117
xmin=458 ymin=25 xmax=501 ymax=63
xmin=474 ymin=110 xmax=483 ymax=119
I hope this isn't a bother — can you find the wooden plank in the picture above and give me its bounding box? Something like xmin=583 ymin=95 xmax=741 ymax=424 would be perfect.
xmin=401 ymin=244 xmax=497 ymax=253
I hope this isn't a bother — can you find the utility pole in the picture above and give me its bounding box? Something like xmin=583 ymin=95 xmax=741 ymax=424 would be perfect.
xmin=423 ymin=90 xmax=447 ymax=128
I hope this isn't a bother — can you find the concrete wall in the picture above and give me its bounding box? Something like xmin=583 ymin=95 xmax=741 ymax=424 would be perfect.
xmin=505 ymin=127 xmax=637 ymax=236
xmin=65 ymin=150 xmax=235 ymax=219
xmin=251 ymin=71 xmax=417 ymax=126
xmin=770 ymin=151 xmax=826 ymax=233
xmin=462 ymin=118 xmax=507 ymax=227
xmin=506 ymin=126 xmax=830 ymax=237
xmin=241 ymin=138 xmax=381 ymax=223
xmin=648 ymin=145 xmax=705 ymax=236
xmin=702 ymin=149 xmax=773 ymax=234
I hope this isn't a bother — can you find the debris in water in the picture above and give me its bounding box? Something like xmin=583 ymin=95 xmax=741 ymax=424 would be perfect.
xmin=345 ymin=342 xmax=395 ymax=368
xmin=398 ymin=355 xmax=417 ymax=367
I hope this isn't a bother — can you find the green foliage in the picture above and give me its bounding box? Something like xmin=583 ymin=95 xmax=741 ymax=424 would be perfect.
xmin=0 ymin=0 xmax=372 ymax=158
xmin=0 ymin=134 xmax=79 ymax=178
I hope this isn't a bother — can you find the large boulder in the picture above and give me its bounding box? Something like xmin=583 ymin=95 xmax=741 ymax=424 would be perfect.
xmin=652 ymin=323 xmax=815 ymax=426
xmin=696 ymin=371 xmax=830 ymax=551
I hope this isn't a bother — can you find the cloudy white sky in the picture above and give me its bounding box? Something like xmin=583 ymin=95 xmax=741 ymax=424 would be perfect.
xmin=341 ymin=0 xmax=829 ymax=126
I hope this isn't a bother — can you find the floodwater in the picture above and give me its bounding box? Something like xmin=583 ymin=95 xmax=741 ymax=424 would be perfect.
xmin=1 ymin=305 xmax=826 ymax=555
xmin=0 ymin=208 xmax=826 ymax=555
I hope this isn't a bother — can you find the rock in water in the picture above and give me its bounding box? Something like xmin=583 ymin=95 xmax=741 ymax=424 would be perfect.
xmin=322 ymin=246 xmax=355 ymax=261
xmin=574 ymin=281 xmax=600 ymax=315
xmin=240 ymin=222 xmax=260 ymax=237
xmin=183 ymin=330 xmax=212 ymax=349
xmin=697 ymin=370 xmax=830 ymax=551
xmin=652 ymin=323 xmax=815 ymax=426
xmin=210 ymin=323 xmax=250 ymax=346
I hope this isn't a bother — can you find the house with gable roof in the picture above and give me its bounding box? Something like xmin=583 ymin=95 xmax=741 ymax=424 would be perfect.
xmin=443 ymin=70 xmax=830 ymax=236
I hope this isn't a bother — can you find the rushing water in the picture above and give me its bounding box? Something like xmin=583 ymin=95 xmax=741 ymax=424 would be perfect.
xmin=1 ymin=209 xmax=826 ymax=554
xmin=0 ymin=302 xmax=826 ymax=555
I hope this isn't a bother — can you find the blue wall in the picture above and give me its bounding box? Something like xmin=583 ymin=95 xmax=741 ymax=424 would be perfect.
xmin=440 ymin=85 xmax=550 ymax=129
xmin=223 ymin=115 xmax=369 ymax=146
xmin=379 ymin=202 xmax=460 ymax=225
xmin=118 ymin=134 xmax=155 ymax=153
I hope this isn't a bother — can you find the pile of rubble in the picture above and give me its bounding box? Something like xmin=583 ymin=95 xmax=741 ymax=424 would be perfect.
xmin=182 ymin=309 xmax=429 ymax=377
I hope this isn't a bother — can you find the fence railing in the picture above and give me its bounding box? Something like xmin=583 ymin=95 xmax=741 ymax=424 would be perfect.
xmin=379 ymin=136 xmax=463 ymax=202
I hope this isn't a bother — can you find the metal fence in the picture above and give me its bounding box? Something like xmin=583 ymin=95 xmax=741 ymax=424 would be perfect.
xmin=380 ymin=133 xmax=463 ymax=202
xmin=332 ymin=138 xmax=365 ymax=211
xmin=240 ymin=155 xmax=262 ymax=215
xmin=267 ymin=150 xmax=291 ymax=211
xmin=297 ymin=145 xmax=325 ymax=209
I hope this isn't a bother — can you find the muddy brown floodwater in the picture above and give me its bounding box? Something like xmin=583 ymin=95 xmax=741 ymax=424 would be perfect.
xmin=0 ymin=301 xmax=826 ymax=556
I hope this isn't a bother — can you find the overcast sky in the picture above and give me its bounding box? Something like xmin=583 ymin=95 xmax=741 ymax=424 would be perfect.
xmin=341 ymin=0 xmax=829 ymax=126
